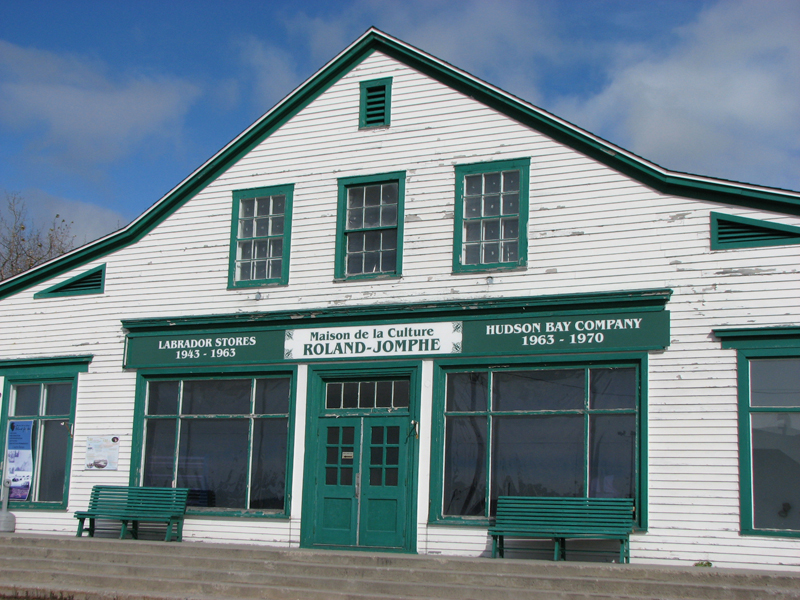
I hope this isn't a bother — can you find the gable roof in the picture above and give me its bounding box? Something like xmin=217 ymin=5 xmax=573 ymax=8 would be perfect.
xmin=4 ymin=27 xmax=800 ymax=301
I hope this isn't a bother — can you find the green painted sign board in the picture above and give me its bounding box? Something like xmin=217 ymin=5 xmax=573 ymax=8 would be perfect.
xmin=125 ymin=310 xmax=669 ymax=368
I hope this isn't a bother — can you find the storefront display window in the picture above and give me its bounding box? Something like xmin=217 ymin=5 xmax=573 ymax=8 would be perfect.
xmin=439 ymin=365 xmax=638 ymax=519
xmin=142 ymin=376 xmax=291 ymax=512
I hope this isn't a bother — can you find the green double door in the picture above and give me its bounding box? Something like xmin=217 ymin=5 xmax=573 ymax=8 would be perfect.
xmin=313 ymin=415 xmax=411 ymax=549
xmin=304 ymin=374 xmax=417 ymax=552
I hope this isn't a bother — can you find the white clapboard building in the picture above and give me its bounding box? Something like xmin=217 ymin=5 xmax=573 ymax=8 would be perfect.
xmin=2 ymin=28 xmax=800 ymax=570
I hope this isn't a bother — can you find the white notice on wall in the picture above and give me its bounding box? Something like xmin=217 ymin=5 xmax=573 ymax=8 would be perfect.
xmin=85 ymin=436 xmax=121 ymax=470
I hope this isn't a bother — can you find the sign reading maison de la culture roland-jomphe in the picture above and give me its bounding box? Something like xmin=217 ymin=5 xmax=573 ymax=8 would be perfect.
xmin=284 ymin=322 xmax=463 ymax=359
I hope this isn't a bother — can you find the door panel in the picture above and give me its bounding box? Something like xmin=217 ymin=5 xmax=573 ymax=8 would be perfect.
xmin=313 ymin=415 xmax=410 ymax=549
xmin=316 ymin=420 xmax=360 ymax=546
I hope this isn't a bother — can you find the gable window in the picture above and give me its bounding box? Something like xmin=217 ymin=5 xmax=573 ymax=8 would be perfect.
xmin=0 ymin=356 xmax=90 ymax=509
xmin=432 ymin=364 xmax=641 ymax=523
xmin=453 ymin=158 xmax=529 ymax=272
xmin=141 ymin=375 xmax=293 ymax=513
xmin=359 ymin=78 xmax=392 ymax=128
xmin=336 ymin=172 xmax=405 ymax=280
xmin=228 ymin=184 xmax=293 ymax=288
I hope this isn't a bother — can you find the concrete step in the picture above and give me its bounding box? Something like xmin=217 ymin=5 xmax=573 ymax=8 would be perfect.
xmin=0 ymin=534 xmax=798 ymax=600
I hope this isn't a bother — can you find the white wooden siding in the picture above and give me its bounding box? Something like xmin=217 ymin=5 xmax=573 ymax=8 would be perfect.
xmin=2 ymin=50 xmax=800 ymax=569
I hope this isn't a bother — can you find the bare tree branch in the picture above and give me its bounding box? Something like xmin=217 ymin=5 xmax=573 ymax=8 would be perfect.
xmin=0 ymin=192 xmax=75 ymax=281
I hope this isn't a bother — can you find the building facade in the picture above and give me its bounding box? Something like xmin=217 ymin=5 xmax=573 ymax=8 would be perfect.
xmin=2 ymin=29 xmax=800 ymax=569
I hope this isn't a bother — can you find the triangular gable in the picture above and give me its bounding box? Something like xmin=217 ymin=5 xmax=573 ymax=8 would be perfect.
xmin=711 ymin=212 xmax=800 ymax=250
xmin=3 ymin=27 xmax=800 ymax=300
xmin=33 ymin=264 xmax=105 ymax=299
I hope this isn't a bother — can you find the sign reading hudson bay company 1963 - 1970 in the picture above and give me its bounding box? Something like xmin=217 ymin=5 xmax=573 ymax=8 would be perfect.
xmin=123 ymin=310 xmax=668 ymax=368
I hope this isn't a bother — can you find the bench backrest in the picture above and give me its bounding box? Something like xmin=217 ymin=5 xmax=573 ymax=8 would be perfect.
xmin=87 ymin=486 xmax=190 ymax=515
xmin=494 ymin=496 xmax=635 ymax=535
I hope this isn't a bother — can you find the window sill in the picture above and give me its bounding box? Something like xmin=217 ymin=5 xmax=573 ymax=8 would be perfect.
xmin=185 ymin=508 xmax=290 ymax=519
xmin=228 ymin=280 xmax=288 ymax=290
xmin=9 ymin=501 xmax=68 ymax=511
xmin=452 ymin=263 xmax=527 ymax=276
xmin=428 ymin=516 xmax=490 ymax=527
xmin=741 ymin=528 xmax=800 ymax=539
xmin=334 ymin=273 xmax=401 ymax=283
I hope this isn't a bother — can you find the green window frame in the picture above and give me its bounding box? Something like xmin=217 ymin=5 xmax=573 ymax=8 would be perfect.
xmin=335 ymin=172 xmax=405 ymax=281
xmin=131 ymin=369 xmax=296 ymax=517
xmin=453 ymin=158 xmax=529 ymax=273
xmin=359 ymin=78 xmax=392 ymax=128
xmin=228 ymin=184 xmax=293 ymax=288
xmin=429 ymin=357 xmax=645 ymax=528
xmin=715 ymin=327 xmax=800 ymax=537
xmin=0 ymin=356 xmax=91 ymax=510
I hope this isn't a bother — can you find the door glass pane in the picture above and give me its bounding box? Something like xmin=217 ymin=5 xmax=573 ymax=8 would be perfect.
xmin=250 ymin=418 xmax=288 ymax=510
xmin=494 ymin=370 xmax=584 ymax=411
xmin=182 ymin=379 xmax=251 ymax=415
xmin=177 ymin=419 xmax=249 ymax=508
xmin=752 ymin=412 xmax=800 ymax=530
xmin=44 ymin=383 xmax=72 ymax=416
xmin=37 ymin=420 xmax=70 ymax=502
xmin=492 ymin=415 xmax=584 ymax=509
xmin=590 ymin=368 xmax=636 ymax=410
xmin=393 ymin=380 xmax=410 ymax=408
xmin=446 ymin=372 xmax=488 ymax=412
xmin=443 ymin=415 xmax=486 ymax=516
xmin=589 ymin=414 xmax=635 ymax=498
xmin=13 ymin=385 xmax=40 ymax=416
xmin=143 ymin=419 xmax=176 ymax=488
xmin=751 ymin=360 xmax=800 ymax=407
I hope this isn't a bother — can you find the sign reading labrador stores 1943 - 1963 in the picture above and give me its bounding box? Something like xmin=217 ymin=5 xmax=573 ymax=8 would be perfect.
xmin=124 ymin=310 xmax=669 ymax=368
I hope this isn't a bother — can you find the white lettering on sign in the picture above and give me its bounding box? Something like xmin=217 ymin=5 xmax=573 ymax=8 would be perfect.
xmin=156 ymin=336 xmax=258 ymax=360
xmin=284 ymin=322 xmax=462 ymax=359
xmin=485 ymin=315 xmax=646 ymax=348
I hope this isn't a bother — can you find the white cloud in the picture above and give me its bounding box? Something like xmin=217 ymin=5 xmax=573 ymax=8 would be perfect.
xmin=0 ymin=40 xmax=202 ymax=173
xmin=11 ymin=188 xmax=129 ymax=247
xmin=236 ymin=36 xmax=306 ymax=111
xmin=553 ymin=0 xmax=800 ymax=191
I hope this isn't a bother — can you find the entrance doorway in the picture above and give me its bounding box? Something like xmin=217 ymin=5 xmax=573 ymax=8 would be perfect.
xmin=302 ymin=373 xmax=418 ymax=552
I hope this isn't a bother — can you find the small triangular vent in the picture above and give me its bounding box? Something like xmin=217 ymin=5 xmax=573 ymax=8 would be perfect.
xmin=712 ymin=213 xmax=800 ymax=250
xmin=34 ymin=265 xmax=105 ymax=298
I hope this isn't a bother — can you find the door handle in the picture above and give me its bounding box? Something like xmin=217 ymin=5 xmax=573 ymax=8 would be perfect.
xmin=409 ymin=420 xmax=419 ymax=440
xmin=355 ymin=472 xmax=361 ymax=499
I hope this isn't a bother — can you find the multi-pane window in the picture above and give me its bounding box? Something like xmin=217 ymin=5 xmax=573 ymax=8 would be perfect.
xmin=746 ymin=358 xmax=800 ymax=532
xmin=441 ymin=366 xmax=637 ymax=518
xmin=142 ymin=377 xmax=291 ymax=512
xmin=337 ymin=173 xmax=405 ymax=279
xmin=454 ymin=159 xmax=529 ymax=272
xmin=7 ymin=382 xmax=73 ymax=503
xmin=230 ymin=185 xmax=293 ymax=287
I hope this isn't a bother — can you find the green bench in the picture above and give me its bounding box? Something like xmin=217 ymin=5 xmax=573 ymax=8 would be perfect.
xmin=75 ymin=486 xmax=190 ymax=542
xmin=489 ymin=496 xmax=635 ymax=563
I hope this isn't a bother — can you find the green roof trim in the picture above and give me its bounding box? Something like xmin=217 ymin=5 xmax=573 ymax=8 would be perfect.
xmin=711 ymin=212 xmax=800 ymax=250
xmin=2 ymin=28 xmax=799 ymax=301
xmin=122 ymin=288 xmax=672 ymax=334
xmin=33 ymin=264 xmax=105 ymax=299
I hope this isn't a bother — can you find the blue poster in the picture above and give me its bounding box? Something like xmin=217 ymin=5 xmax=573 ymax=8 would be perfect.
xmin=6 ymin=420 xmax=33 ymax=500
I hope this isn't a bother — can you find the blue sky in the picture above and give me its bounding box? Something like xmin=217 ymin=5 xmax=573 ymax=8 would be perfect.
xmin=1 ymin=0 xmax=799 ymax=245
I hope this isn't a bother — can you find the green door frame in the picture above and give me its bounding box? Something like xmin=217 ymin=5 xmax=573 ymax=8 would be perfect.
xmin=300 ymin=361 xmax=421 ymax=553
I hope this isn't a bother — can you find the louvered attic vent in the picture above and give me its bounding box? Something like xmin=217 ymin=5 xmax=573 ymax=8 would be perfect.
xmin=34 ymin=264 xmax=106 ymax=299
xmin=711 ymin=212 xmax=800 ymax=250
xmin=359 ymin=78 xmax=392 ymax=128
